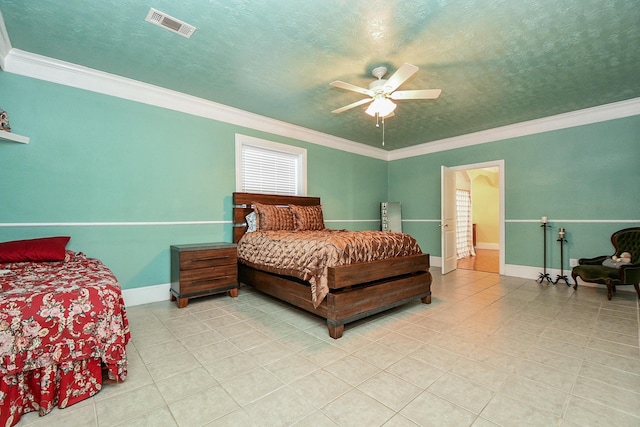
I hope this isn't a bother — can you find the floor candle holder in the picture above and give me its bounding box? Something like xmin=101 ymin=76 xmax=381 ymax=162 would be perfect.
xmin=537 ymin=218 xmax=553 ymax=283
xmin=554 ymin=227 xmax=571 ymax=285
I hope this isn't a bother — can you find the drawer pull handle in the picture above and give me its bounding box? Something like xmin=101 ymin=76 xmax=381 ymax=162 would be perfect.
xmin=191 ymin=276 xmax=230 ymax=285
xmin=190 ymin=256 xmax=230 ymax=262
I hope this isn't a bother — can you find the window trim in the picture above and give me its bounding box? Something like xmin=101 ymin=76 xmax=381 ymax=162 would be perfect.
xmin=235 ymin=134 xmax=307 ymax=195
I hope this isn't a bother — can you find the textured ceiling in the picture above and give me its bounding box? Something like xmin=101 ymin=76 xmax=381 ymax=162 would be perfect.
xmin=1 ymin=0 xmax=639 ymax=150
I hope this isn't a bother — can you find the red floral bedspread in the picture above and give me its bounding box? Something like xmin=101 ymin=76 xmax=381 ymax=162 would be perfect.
xmin=237 ymin=229 xmax=423 ymax=307
xmin=0 ymin=251 xmax=130 ymax=426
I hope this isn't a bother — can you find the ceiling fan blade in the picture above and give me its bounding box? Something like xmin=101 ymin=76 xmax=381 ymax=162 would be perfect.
xmin=384 ymin=63 xmax=419 ymax=93
xmin=331 ymin=98 xmax=373 ymax=114
xmin=330 ymin=81 xmax=374 ymax=97
xmin=390 ymin=89 xmax=442 ymax=100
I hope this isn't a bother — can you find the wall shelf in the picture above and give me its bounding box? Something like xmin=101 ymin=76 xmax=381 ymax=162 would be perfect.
xmin=0 ymin=130 xmax=29 ymax=144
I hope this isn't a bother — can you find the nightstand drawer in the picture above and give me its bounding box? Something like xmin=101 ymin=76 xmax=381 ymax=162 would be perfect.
xmin=180 ymin=248 xmax=236 ymax=270
xmin=179 ymin=264 xmax=237 ymax=284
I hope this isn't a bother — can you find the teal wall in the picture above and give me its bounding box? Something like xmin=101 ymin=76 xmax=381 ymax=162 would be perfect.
xmin=389 ymin=115 xmax=640 ymax=269
xmin=2 ymin=70 xmax=639 ymax=287
xmin=0 ymin=72 xmax=387 ymax=289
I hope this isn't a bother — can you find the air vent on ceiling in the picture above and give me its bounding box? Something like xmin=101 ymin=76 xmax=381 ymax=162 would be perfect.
xmin=145 ymin=8 xmax=196 ymax=39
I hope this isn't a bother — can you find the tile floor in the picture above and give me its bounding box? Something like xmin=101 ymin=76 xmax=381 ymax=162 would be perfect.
xmin=17 ymin=268 xmax=640 ymax=426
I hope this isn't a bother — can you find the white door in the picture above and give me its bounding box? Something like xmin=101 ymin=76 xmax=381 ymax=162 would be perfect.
xmin=441 ymin=165 xmax=457 ymax=274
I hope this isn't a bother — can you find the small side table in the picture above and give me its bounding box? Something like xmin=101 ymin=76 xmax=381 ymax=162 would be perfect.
xmin=170 ymin=242 xmax=238 ymax=308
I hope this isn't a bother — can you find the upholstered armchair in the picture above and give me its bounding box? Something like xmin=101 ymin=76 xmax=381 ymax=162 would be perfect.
xmin=571 ymin=227 xmax=640 ymax=300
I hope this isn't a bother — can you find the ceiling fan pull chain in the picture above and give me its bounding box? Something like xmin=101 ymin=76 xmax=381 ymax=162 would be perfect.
xmin=376 ymin=113 xmax=380 ymax=128
xmin=382 ymin=116 xmax=385 ymax=146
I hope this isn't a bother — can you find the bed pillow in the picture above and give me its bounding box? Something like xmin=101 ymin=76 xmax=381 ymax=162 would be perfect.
xmin=0 ymin=236 xmax=71 ymax=262
xmin=253 ymin=202 xmax=295 ymax=231
xmin=245 ymin=211 xmax=257 ymax=232
xmin=290 ymin=204 xmax=325 ymax=231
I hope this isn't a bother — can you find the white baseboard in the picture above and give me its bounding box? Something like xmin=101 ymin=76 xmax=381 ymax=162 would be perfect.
xmin=122 ymin=283 xmax=170 ymax=307
xmin=119 ymin=262 xmax=636 ymax=307
xmin=475 ymin=243 xmax=500 ymax=250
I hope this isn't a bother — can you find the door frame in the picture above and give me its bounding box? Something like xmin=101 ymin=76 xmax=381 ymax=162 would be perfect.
xmin=446 ymin=159 xmax=505 ymax=275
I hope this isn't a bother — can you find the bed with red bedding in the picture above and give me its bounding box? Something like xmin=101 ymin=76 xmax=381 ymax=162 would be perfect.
xmin=233 ymin=192 xmax=432 ymax=339
xmin=0 ymin=237 xmax=129 ymax=427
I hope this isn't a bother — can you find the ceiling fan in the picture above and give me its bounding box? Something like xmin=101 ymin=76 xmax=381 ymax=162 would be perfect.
xmin=330 ymin=63 xmax=441 ymax=118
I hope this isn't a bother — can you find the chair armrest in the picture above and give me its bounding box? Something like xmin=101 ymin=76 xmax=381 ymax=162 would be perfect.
xmin=578 ymin=255 xmax=608 ymax=266
xmin=620 ymin=263 xmax=640 ymax=285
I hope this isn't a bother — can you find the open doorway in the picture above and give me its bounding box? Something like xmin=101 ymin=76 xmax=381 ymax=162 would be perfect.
xmin=449 ymin=161 xmax=504 ymax=274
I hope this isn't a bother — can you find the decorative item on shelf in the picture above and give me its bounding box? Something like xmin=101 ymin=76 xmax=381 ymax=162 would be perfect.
xmin=554 ymin=227 xmax=571 ymax=285
xmin=537 ymin=216 xmax=553 ymax=283
xmin=0 ymin=108 xmax=11 ymax=132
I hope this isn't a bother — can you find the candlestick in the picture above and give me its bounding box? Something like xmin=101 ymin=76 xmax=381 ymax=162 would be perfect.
xmin=537 ymin=222 xmax=552 ymax=283
xmin=554 ymin=228 xmax=570 ymax=286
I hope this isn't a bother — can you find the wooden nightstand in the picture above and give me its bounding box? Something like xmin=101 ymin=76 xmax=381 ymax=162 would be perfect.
xmin=170 ymin=242 xmax=238 ymax=308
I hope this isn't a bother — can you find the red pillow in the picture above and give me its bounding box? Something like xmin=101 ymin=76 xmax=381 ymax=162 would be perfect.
xmin=0 ymin=236 xmax=71 ymax=262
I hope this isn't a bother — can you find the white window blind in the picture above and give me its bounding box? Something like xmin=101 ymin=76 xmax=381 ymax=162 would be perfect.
xmin=236 ymin=135 xmax=307 ymax=196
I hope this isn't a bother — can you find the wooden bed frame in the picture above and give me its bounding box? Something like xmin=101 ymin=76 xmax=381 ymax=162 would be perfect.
xmin=233 ymin=192 xmax=432 ymax=339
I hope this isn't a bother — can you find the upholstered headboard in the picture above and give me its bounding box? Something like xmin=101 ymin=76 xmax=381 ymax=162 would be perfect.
xmin=232 ymin=192 xmax=321 ymax=243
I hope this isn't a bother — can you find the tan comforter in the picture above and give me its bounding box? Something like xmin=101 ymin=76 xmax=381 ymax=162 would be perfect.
xmin=237 ymin=229 xmax=423 ymax=307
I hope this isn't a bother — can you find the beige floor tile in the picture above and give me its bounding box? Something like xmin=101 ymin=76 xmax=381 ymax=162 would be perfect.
xmin=408 ymin=343 xmax=462 ymax=371
xmin=292 ymin=410 xmax=339 ymax=426
xmin=357 ymin=371 xmax=422 ymax=411
xmin=155 ymin=366 xmax=218 ymax=403
xmin=204 ymin=352 xmax=260 ymax=382
xmin=563 ymin=395 xmax=640 ymax=427
xmin=376 ymin=331 xmax=424 ymax=354
xmin=381 ymin=414 xmax=421 ymax=427
xmin=322 ymin=388 xmax=395 ymax=427
xmin=168 ymin=385 xmax=239 ymax=425
xmin=449 ymin=357 xmax=509 ymax=391
xmin=191 ymin=339 xmax=242 ymax=366
xmin=400 ymin=390 xmax=476 ymax=426
xmin=386 ymin=356 xmax=445 ymax=389
xmin=22 ymin=403 xmax=97 ymax=427
xmin=113 ymin=406 xmax=177 ymax=426
xmin=225 ymin=328 xmax=272 ymax=351
xmin=221 ymin=367 xmax=284 ymax=405
xmin=243 ymin=386 xmax=316 ymax=426
xmin=264 ymin=352 xmax=320 ymax=384
xmin=499 ymin=375 xmax=569 ymax=416
xmin=95 ymin=384 xmax=165 ymax=426
xmin=582 ymin=347 xmax=640 ymax=374
xmin=481 ymin=393 xmax=559 ymax=426
xmin=571 ymin=376 xmax=640 ymax=418
xmin=145 ymin=351 xmax=202 ymax=382
xmin=323 ymin=354 xmax=381 ymax=387
xmin=427 ymin=372 xmax=493 ymax=414
xmin=21 ymin=270 xmax=636 ymax=427
xmin=513 ymin=359 xmax=577 ymax=393
xmin=578 ymin=360 xmax=640 ymax=392
xmin=243 ymin=339 xmax=293 ymax=366
xmin=352 ymin=342 xmax=406 ymax=369
xmin=297 ymin=341 xmax=350 ymax=367
xmin=204 ymin=409 xmax=254 ymax=427
xmin=289 ymin=369 xmax=352 ymax=409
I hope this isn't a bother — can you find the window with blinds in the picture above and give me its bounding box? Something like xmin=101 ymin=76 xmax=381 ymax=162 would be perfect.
xmin=235 ymin=135 xmax=307 ymax=195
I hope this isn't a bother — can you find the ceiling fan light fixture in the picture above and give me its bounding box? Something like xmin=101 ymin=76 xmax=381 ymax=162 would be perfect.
xmin=365 ymin=97 xmax=396 ymax=117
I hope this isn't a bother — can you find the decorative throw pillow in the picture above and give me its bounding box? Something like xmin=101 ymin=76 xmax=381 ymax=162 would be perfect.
xmin=290 ymin=204 xmax=325 ymax=231
xmin=0 ymin=236 xmax=71 ymax=262
xmin=245 ymin=211 xmax=257 ymax=232
xmin=252 ymin=202 xmax=295 ymax=231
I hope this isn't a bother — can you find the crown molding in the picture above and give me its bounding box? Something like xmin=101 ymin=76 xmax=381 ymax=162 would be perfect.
xmin=387 ymin=97 xmax=640 ymax=160
xmin=1 ymin=32 xmax=638 ymax=162
xmin=2 ymin=49 xmax=388 ymax=161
